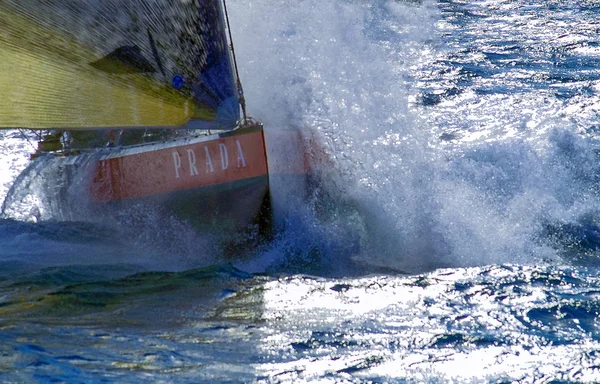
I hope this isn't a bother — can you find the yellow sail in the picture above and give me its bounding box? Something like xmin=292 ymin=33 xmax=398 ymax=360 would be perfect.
xmin=0 ymin=1 xmax=234 ymax=130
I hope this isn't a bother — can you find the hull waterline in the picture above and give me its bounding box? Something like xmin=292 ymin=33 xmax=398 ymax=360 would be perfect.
xmin=35 ymin=126 xmax=275 ymax=243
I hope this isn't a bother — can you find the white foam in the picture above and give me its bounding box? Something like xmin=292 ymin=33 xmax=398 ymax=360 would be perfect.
xmin=230 ymin=0 xmax=600 ymax=273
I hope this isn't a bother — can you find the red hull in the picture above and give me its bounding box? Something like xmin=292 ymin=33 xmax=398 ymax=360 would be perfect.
xmin=92 ymin=126 xmax=269 ymax=202
xmin=87 ymin=125 xmax=273 ymax=236
xmin=24 ymin=124 xmax=319 ymax=243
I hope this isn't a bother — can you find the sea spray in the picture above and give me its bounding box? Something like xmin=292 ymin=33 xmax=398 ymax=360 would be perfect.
xmin=1 ymin=150 xmax=220 ymax=271
xmin=2 ymin=151 xmax=101 ymax=222
xmin=230 ymin=0 xmax=464 ymax=273
xmin=231 ymin=0 xmax=600 ymax=273
xmin=2 ymin=0 xmax=600 ymax=275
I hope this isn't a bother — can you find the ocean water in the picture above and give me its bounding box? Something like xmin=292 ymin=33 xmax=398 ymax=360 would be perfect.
xmin=2 ymin=0 xmax=600 ymax=382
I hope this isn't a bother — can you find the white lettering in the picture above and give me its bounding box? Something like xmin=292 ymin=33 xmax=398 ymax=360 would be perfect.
xmin=219 ymin=143 xmax=229 ymax=170
xmin=204 ymin=146 xmax=214 ymax=173
xmin=187 ymin=149 xmax=199 ymax=176
xmin=172 ymin=152 xmax=182 ymax=178
xmin=236 ymin=140 xmax=247 ymax=168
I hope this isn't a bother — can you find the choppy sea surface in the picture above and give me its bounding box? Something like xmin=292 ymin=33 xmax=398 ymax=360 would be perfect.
xmin=3 ymin=0 xmax=600 ymax=382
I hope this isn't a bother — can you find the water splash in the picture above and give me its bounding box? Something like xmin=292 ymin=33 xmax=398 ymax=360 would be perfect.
xmin=2 ymin=0 xmax=600 ymax=275
xmin=231 ymin=0 xmax=600 ymax=273
xmin=1 ymin=152 xmax=222 ymax=271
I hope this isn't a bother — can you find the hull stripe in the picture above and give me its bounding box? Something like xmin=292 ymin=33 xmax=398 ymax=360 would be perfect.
xmin=91 ymin=128 xmax=268 ymax=201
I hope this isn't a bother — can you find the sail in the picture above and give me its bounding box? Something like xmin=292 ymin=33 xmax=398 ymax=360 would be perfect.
xmin=0 ymin=0 xmax=240 ymax=130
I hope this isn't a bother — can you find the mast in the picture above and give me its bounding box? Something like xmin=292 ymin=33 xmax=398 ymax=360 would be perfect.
xmin=221 ymin=0 xmax=248 ymax=126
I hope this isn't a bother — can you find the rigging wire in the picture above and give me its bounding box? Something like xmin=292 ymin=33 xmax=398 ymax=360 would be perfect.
xmin=222 ymin=0 xmax=248 ymax=126
xmin=17 ymin=129 xmax=38 ymax=151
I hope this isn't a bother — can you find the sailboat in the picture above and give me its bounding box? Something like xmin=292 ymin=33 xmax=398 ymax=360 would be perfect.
xmin=0 ymin=0 xmax=310 ymax=244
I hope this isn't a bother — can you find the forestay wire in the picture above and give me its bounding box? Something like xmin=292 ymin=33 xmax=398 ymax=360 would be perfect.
xmin=222 ymin=0 xmax=248 ymax=126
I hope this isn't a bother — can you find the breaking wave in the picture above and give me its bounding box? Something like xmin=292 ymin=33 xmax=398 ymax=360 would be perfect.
xmin=232 ymin=0 xmax=600 ymax=274
xmin=3 ymin=0 xmax=600 ymax=275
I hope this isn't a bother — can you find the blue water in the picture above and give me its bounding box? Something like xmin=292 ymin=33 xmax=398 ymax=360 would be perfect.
xmin=3 ymin=0 xmax=600 ymax=382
